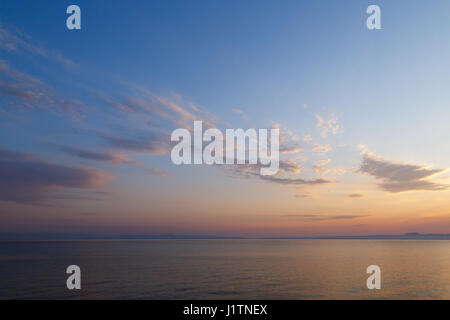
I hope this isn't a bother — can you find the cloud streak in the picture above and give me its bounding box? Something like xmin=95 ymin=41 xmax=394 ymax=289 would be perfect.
xmin=312 ymin=144 xmax=332 ymax=153
xmin=283 ymin=214 xmax=368 ymax=221
xmin=360 ymin=152 xmax=448 ymax=193
xmin=0 ymin=60 xmax=86 ymax=117
xmin=0 ymin=24 xmax=78 ymax=69
xmin=144 ymin=168 xmax=170 ymax=177
xmin=53 ymin=144 xmax=139 ymax=165
xmin=103 ymin=90 xmax=218 ymax=130
xmin=232 ymin=108 xmax=248 ymax=121
xmin=316 ymin=114 xmax=340 ymax=138
xmin=100 ymin=131 xmax=170 ymax=155
xmin=348 ymin=193 xmax=363 ymax=198
xmin=0 ymin=148 xmax=112 ymax=204
xmin=262 ymin=175 xmax=330 ymax=185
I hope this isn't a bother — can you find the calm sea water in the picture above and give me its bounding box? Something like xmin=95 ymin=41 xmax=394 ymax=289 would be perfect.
xmin=0 ymin=239 xmax=449 ymax=299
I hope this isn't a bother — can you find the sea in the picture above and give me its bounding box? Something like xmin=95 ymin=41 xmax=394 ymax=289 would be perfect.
xmin=0 ymin=239 xmax=449 ymax=299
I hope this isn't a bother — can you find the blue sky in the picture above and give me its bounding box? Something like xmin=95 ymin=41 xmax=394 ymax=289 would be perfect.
xmin=1 ymin=1 xmax=450 ymax=236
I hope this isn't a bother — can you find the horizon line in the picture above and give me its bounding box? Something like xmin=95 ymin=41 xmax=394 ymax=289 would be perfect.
xmin=1 ymin=232 xmax=450 ymax=241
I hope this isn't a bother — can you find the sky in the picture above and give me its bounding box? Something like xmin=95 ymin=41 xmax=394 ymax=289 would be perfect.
xmin=1 ymin=0 xmax=450 ymax=237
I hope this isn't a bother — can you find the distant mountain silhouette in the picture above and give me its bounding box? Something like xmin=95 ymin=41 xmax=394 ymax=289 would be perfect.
xmin=1 ymin=232 xmax=450 ymax=241
xmin=266 ymin=233 xmax=450 ymax=240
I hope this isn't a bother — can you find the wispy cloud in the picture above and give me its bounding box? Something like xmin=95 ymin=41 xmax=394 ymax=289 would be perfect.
xmin=348 ymin=193 xmax=364 ymax=198
xmin=316 ymin=113 xmax=340 ymax=138
xmin=99 ymin=130 xmax=170 ymax=155
xmin=0 ymin=148 xmax=112 ymax=204
xmin=52 ymin=144 xmax=140 ymax=165
xmin=0 ymin=60 xmax=86 ymax=117
xmin=232 ymin=108 xmax=248 ymax=121
xmin=294 ymin=192 xmax=312 ymax=198
xmin=282 ymin=214 xmax=368 ymax=220
xmin=275 ymin=123 xmax=302 ymax=155
xmin=262 ymin=175 xmax=330 ymax=185
xmin=144 ymin=168 xmax=169 ymax=177
xmin=313 ymin=159 xmax=331 ymax=173
xmin=280 ymin=146 xmax=302 ymax=154
xmin=0 ymin=24 xmax=78 ymax=69
xmin=230 ymin=159 xmax=330 ymax=186
xmin=104 ymin=89 xmax=218 ymax=130
xmin=359 ymin=149 xmax=448 ymax=193
xmin=231 ymin=159 xmax=301 ymax=177
xmin=312 ymin=144 xmax=332 ymax=153
xmin=303 ymin=134 xmax=313 ymax=143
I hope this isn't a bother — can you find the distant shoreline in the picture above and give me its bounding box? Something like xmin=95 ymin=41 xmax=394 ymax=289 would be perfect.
xmin=1 ymin=232 xmax=450 ymax=241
